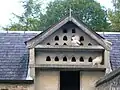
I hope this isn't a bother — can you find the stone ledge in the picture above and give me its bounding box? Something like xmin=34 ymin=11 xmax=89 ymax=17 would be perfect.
xmin=33 ymin=64 xmax=106 ymax=71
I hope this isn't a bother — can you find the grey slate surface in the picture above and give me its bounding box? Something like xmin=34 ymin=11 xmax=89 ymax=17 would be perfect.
xmin=0 ymin=32 xmax=120 ymax=80
xmin=0 ymin=32 xmax=37 ymax=80
xmin=101 ymin=33 xmax=120 ymax=70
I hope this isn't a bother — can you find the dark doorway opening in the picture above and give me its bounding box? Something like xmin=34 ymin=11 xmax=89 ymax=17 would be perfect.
xmin=60 ymin=71 xmax=80 ymax=90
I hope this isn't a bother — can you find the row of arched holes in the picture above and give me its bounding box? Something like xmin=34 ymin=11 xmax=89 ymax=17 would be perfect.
xmin=47 ymin=36 xmax=92 ymax=46
xmin=46 ymin=56 xmax=93 ymax=62
xmin=63 ymin=28 xmax=76 ymax=33
xmin=54 ymin=36 xmax=84 ymax=41
xmin=47 ymin=43 xmax=92 ymax=46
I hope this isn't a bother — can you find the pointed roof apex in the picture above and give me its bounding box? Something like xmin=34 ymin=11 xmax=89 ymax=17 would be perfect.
xmin=69 ymin=7 xmax=72 ymax=18
xmin=25 ymin=15 xmax=111 ymax=50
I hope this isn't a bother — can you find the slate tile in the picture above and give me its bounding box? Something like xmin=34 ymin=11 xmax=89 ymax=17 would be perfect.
xmin=0 ymin=33 xmax=36 ymax=80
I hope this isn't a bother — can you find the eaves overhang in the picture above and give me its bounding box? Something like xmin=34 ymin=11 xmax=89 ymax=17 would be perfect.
xmin=35 ymin=45 xmax=104 ymax=51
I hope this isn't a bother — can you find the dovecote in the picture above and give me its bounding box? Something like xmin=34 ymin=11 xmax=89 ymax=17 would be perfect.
xmin=26 ymin=16 xmax=111 ymax=70
xmin=25 ymin=16 xmax=112 ymax=90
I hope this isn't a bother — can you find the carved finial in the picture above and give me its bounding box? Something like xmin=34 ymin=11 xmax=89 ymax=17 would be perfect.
xmin=69 ymin=6 xmax=72 ymax=18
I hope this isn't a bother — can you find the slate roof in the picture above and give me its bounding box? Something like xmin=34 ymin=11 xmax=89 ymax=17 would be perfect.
xmin=0 ymin=31 xmax=38 ymax=80
xmin=96 ymin=67 xmax=120 ymax=86
xmin=0 ymin=31 xmax=120 ymax=80
xmin=100 ymin=32 xmax=120 ymax=70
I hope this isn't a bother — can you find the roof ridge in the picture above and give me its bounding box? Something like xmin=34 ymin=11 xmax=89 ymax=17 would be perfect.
xmin=0 ymin=31 xmax=41 ymax=33
xmin=97 ymin=32 xmax=120 ymax=34
xmin=0 ymin=31 xmax=120 ymax=34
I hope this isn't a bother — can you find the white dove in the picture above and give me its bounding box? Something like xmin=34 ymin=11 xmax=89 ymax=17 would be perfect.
xmin=92 ymin=56 xmax=102 ymax=65
xmin=71 ymin=35 xmax=81 ymax=46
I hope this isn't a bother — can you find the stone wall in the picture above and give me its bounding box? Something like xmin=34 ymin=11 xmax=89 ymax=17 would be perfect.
xmin=35 ymin=70 xmax=59 ymax=90
xmin=80 ymin=71 xmax=104 ymax=90
xmin=96 ymin=74 xmax=120 ymax=90
xmin=0 ymin=84 xmax=33 ymax=90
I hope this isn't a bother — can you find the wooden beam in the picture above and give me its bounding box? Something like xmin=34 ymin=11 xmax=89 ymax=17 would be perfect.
xmin=104 ymin=50 xmax=112 ymax=74
xmin=35 ymin=45 xmax=104 ymax=51
xmin=29 ymin=48 xmax=35 ymax=78
xmin=28 ymin=48 xmax=35 ymax=90
xmin=34 ymin=64 xmax=105 ymax=70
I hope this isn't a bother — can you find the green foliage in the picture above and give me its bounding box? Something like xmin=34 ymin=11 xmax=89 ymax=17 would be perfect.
xmin=108 ymin=10 xmax=120 ymax=31
xmin=4 ymin=0 xmax=110 ymax=31
xmin=4 ymin=0 xmax=42 ymax=31
xmin=108 ymin=0 xmax=120 ymax=31
xmin=41 ymin=0 xmax=110 ymax=31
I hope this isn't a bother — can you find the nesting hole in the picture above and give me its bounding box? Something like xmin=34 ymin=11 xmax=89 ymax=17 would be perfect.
xmin=55 ymin=36 xmax=59 ymax=41
xmin=88 ymin=43 xmax=92 ymax=46
xmin=63 ymin=29 xmax=67 ymax=33
xmin=47 ymin=43 xmax=50 ymax=45
xmin=55 ymin=56 xmax=59 ymax=61
xmin=71 ymin=57 xmax=76 ymax=62
xmin=88 ymin=57 xmax=93 ymax=62
xmin=80 ymin=36 xmax=84 ymax=41
xmin=55 ymin=43 xmax=59 ymax=45
xmin=63 ymin=43 xmax=67 ymax=45
xmin=63 ymin=36 xmax=67 ymax=41
xmin=63 ymin=56 xmax=67 ymax=61
xmin=80 ymin=57 xmax=84 ymax=62
xmin=80 ymin=43 xmax=83 ymax=46
xmin=72 ymin=28 xmax=76 ymax=33
xmin=46 ymin=56 xmax=51 ymax=61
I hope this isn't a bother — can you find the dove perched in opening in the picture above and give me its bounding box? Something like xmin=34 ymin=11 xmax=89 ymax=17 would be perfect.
xmin=93 ymin=56 xmax=102 ymax=65
xmin=71 ymin=35 xmax=81 ymax=46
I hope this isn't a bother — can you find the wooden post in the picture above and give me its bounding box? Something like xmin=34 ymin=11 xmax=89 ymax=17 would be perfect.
xmin=29 ymin=48 xmax=35 ymax=90
xmin=104 ymin=50 xmax=112 ymax=74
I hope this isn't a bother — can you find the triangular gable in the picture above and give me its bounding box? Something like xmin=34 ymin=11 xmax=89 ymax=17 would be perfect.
xmin=25 ymin=16 xmax=111 ymax=50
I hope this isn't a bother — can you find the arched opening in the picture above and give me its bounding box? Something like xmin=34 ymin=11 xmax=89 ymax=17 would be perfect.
xmin=63 ymin=36 xmax=67 ymax=41
xmin=71 ymin=57 xmax=76 ymax=62
xmin=72 ymin=28 xmax=76 ymax=33
xmin=46 ymin=56 xmax=51 ymax=61
xmin=55 ymin=56 xmax=59 ymax=61
xmin=63 ymin=43 xmax=67 ymax=45
xmin=55 ymin=43 xmax=59 ymax=45
xmin=80 ymin=36 xmax=84 ymax=41
xmin=47 ymin=43 xmax=50 ymax=45
xmin=71 ymin=35 xmax=75 ymax=41
xmin=55 ymin=36 xmax=59 ymax=41
xmin=88 ymin=43 xmax=92 ymax=46
xmin=88 ymin=57 xmax=93 ymax=62
xmin=63 ymin=29 xmax=67 ymax=33
xmin=80 ymin=43 xmax=83 ymax=46
xmin=63 ymin=56 xmax=67 ymax=61
xmin=80 ymin=57 xmax=84 ymax=62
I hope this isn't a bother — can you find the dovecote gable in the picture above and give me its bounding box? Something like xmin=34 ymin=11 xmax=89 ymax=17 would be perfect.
xmin=25 ymin=16 xmax=112 ymax=90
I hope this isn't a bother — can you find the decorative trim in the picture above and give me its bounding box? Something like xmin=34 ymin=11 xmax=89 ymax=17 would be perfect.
xmin=35 ymin=45 xmax=104 ymax=51
xmin=34 ymin=64 xmax=105 ymax=70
